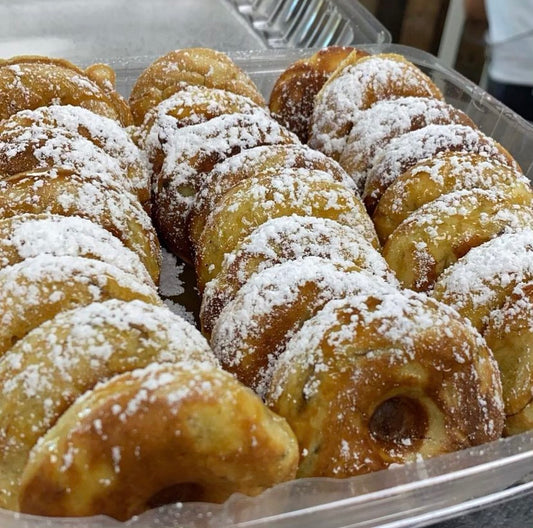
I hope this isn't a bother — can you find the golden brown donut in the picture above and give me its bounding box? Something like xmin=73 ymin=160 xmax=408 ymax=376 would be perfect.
xmin=200 ymin=215 xmax=398 ymax=338
xmin=0 ymin=168 xmax=161 ymax=284
xmin=0 ymin=107 xmax=149 ymax=204
xmin=136 ymin=84 xmax=263 ymax=174
xmin=0 ymin=299 xmax=216 ymax=510
xmin=129 ymin=47 xmax=266 ymax=125
xmin=266 ymin=289 xmax=504 ymax=478
xmin=152 ymin=109 xmax=297 ymax=263
xmin=337 ymin=97 xmax=476 ymax=194
xmin=308 ymin=52 xmax=444 ymax=160
xmin=432 ymin=229 xmax=533 ymax=331
xmin=362 ymin=123 xmax=519 ymax=214
xmin=373 ymin=152 xmax=532 ymax=244
xmin=18 ymin=361 xmax=299 ymax=520
xmin=190 ymin=143 xmax=356 ymax=248
xmin=483 ymin=283 xmax=533 ymax=435
xmin=0 ymin=213 xmax=154 ymax=287
xmin=0 ymin=255 xmax=161 ymax=359
xmin=210 ymin=257 xmax=397 ymax=396
xmin=383 ymin=186 xmax=533 ymax=291
xmin=269 ymin=46 xmax=365 ymax=142
xmin=194 ymin=168 xmax=379 ymax=291
xmin=0 ymin=55 xmax=132 ymax=126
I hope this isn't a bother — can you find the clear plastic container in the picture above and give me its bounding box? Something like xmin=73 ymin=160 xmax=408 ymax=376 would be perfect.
xmin=0 ymin=3 xmax=531 ymax=527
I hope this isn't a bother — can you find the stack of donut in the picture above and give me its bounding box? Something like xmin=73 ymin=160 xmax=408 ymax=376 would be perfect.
xmin=0 ymin=54 xmax=299 ymax=520
xmin=135 ymin=46 xmax=507 ymax=486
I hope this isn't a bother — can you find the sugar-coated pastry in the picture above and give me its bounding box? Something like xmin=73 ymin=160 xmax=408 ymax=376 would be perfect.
xmin=0 ymin=213 xmax=154 ymax=287
xmin=362 ymin=123 xmax=519 ymax=214
xmin=266 ymin=289 xmax=504 ymax=478
xmin=269 ymin=46 xmax=364 ymax=142
xmin=190 ymin=143 xmax=356 ymax=247
xmin=383 ymin=187 xmax=533 ymax=291
xmin=0 ymin=168 xmax=161 ymax=284
xmin=337 ymin=97 xmax=476 ymax=194
xmin=18 ymin=361 xmax=299 ymax=520
xmin=210 ymin=257 xmax=397 ymax=396
xmin=432 ymin=229 xmax=533 ymax=331
xmin=484 ymin=283 xmax=533 ymax=435
xmin=0 ymin=299 xmax=216 ymax=510
xmin=309 ymin=53 xmax=444 ymax=160
xmin=152 ymin=109 xmax=297 ymax=263
xmin=129 ymin=47 xmax=266 ymax=125
xmin=373 ymin=152 xmax=531 ymax=243
xmin=0 ymin=255 xmax=161 ymax=359
xmin=136 ymin=85 xmax=263 ymax=174
xmin=0 ymin=55 xmax=132 ymax=126
xmin=200 ymin=215 xmax=397 ymax=338
xmin=194 ymin=168 xmax=379 ymax=291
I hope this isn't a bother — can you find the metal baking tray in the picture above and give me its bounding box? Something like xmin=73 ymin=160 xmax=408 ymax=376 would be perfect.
xmin=0 ymin=2 xmax=531 ymax=527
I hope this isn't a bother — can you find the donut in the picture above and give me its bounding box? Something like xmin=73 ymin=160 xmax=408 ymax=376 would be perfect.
xmin=0 ymin=255 xmax=161 ymax=359
xmin=0 ymin=55 xmax=132 ymax=126
xmin=269 ymin=46 xmax=364 ymax=142
xmin=308 ymin=53 xmax=444 ymax=160
xmin=0 ymin=299 xmax=216 ymax=510
xmin=0 ymin=105 xmax=151 ymax=205
xmin=484 ymin=283 xmax=533 ymax=435
xmin=382 ymin=186 xmax=533 ymax=291
xmin=362 ymin=123 xmax=519 ymax=214
xmin=373 ymin=152 xmax=532 ymax=243
xmin=0 ymin=213 xmax=154 ymax=287
xmin=194 ymin=168 xmax=379 ymax=291
xmin=136 ymin=85 xmax=262 ymax=174
xmin=337 ymin=97 xmax=476 ymax=193
xmin=0 ymin=109 xmax=149 ymax=204
xmin=152 ymin=109 xmax=297 ymax=263
xmin=432 ymin=229 xmax=533 ymax=331
xmin=18 ymin=361 xmax=299 ymax=520
xmin=265 ymin=289 xmax=504 ymax=478
xmin=210 ymin=257 xmax=397 ymax=396
xmin=129 ymin=47 xmax=266 ymax=125
xmin=0 ymin=168 xmax=161 ymax=284
xmin=200 ymin=215 xmax=398 ymax=338
xmin=189 ymin=143 xmax=356 ymax=247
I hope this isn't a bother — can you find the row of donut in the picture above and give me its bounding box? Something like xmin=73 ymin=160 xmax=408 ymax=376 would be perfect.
xmin=272 ymin=47 xmax=533 ymax=437
xmin=131 ymin=47 xmax=508 ymax=482
xmin=0 ymin=56 xmax=299 ymax=519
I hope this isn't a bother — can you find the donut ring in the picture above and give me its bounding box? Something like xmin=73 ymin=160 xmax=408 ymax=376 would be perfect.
xmin=152 ymin=110 xmax=296 ymax=263
xmin=0 ymin=55 xmax=132 ymax=126
xmin=137 ymin=85 xmax=263 ymax=175
xmin=382 ymin=186 xmax=533 ymax=291
xmin=266 ymin=289 xmax=504 ymax=478
xmin=194 ymin=168 xmax=379 ymax=291
xmin=190 ymin=143 xmax=356 ymax=247
xmin=210 ymin=257 xmax=397 ymax=396
xmin=0 ymin=105 xmax=150 ymax=204
xmin=129 ymin=47 xmax=266 ymax=125
xmin=200 ymin=215 xmax=397 ymax=338
xmin=309 ymin=52 xmax=444 ymax=160
xmin=337 ymin=97 xmax=476 ymax=194
xmin=0 ymin=168 xmax=161 ymax=284
xmin=373 ymin=152 xmax=531 ymax=243
xmin=0 ymin=299 xmax=216 ymax=510
xmin=18 ymin=362 xmax=299 ymax=520
xmin=362 ymin=123 xmax=519 ymax=214
xmin=0 ymin=255 xmax=161 ymax=359
xmin=0 ymin=213 xmax=154 ymax=287
xmin=484 ymin=283 xmax=533 ymax=435
xmin=269 ymin=46 xmax=364 ymax=142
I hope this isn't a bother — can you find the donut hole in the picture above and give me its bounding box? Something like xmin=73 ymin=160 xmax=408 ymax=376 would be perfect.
xmin=369 ymin=396 xmax=428 ymax=450
xmin=147 ymin=482 xmax=205 ymax=509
